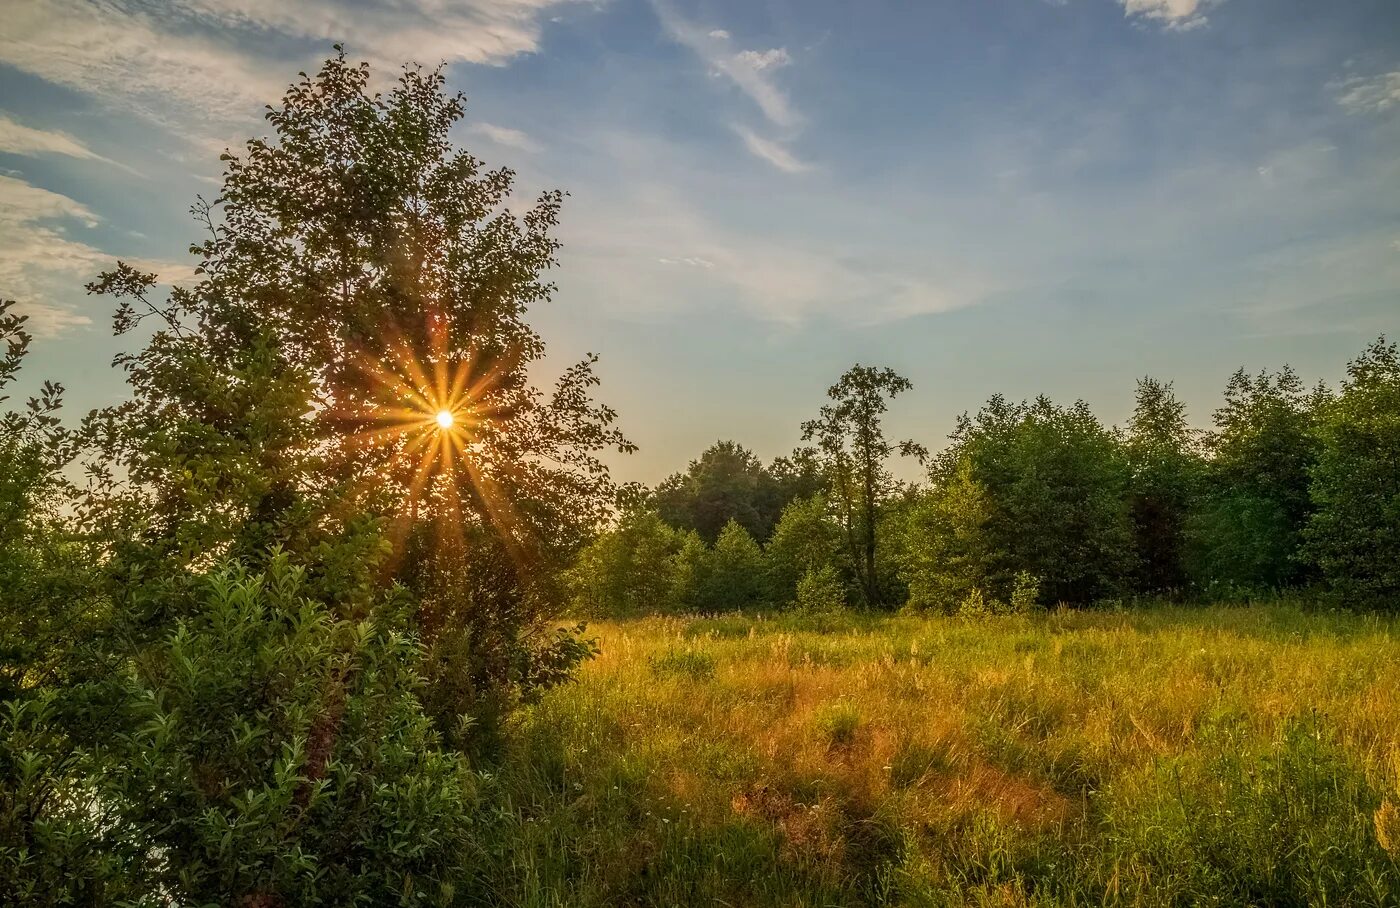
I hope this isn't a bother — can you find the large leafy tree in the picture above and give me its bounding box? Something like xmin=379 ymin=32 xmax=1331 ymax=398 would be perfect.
xmin=653 ymin=442 xmax=824 ymax=543
xmin=802 ymin=365 xmax=924 ymax=608
xmin=5 ymin=50 xmax=634 ymax=904
xmin=1302 ymin=338 xmax=1400 ymax=608
xmin=654 ymin=441 xmax=769 ymax=543
xmin=84 ymin=50 xmax=631 ymax=702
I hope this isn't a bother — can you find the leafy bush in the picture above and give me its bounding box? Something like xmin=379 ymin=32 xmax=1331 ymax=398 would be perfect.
xmin=106 ymin=555 xmax=478 ymax=905
xmin=794 ymin=564 xmax=848 ymax=615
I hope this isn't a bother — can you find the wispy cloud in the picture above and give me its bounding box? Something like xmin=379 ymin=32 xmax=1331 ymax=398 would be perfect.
xmin=733 ymin=125 xmax=812 ymax=174
xmin=0 ymin=174 xmax=200 ymax=336
xmin=471 ymin=122 xmax=543 ymax=153
xmin=0 ymin=174 xmax=103 ymax=335
xmin=1333 ymin=70 xmax=1400 ymax=115
xmin=0 ymin=0 xmax=588 ymax=140
xmin=562 ymin=181 xmax=991 ymax=324
xmin=0 ymin=113 xmax=108 ymax=162
xmin=1119 ymin=0 xmax=1218 ymax=31
xmin=649 ymin=0 xmax=800 ymax=129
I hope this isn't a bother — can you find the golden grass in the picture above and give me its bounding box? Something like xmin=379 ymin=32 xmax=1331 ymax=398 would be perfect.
xmin=486 ymin=604 xmax=1400 ymax=906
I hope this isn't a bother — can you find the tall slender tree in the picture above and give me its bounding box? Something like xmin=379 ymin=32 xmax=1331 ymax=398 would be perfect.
xmin=802 ymin=365 xmax=924 ymax=608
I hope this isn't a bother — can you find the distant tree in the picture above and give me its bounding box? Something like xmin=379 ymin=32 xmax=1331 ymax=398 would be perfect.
xmin=669 ymin=530 xmax=712 ymax=611
xmin=802 ymin=365 xmax=924 ymax=608
xmin=1124 ymin=378 xmax=1201 ymax=594
xmin=654 ymin=441 xmax=769 ymax=543
xmin=566 ymin=512 xmax=683 ymax=616
xmin=1302 ymin=338 xmax=1400 ymax=608
xmin=763 ymin=446 xmax=827 ymax=524
xmin=923 ymin=395 xmax=1134 ymax=605
xmin=764 ymin=493 xmax=845 ymax=605
xmin=794 ymin=564 xmax=847 ymax=616
xmin=1186 ymin=366 xmax=1321 ymax=592
xmin=898 ymin=460 xmax=1001 ymax=613
xmin=699 ymin=519 xmax=766 ymax=611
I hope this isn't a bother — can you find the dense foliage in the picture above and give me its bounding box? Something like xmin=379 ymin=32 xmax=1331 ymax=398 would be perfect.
xmin=1 ymin=52 xmax=629 ymax=905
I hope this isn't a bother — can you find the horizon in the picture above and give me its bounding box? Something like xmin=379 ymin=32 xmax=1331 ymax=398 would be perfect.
xmin=2 ymin=0 xmax=1398 ymax=486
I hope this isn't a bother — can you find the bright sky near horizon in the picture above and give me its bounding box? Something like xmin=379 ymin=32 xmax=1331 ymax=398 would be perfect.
xmin=1 ymin=0 xmax=1398 ymax=485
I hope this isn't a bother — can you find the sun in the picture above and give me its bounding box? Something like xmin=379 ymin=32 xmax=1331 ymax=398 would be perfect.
xmin=435 ymin=409 xmax=455 ymax=430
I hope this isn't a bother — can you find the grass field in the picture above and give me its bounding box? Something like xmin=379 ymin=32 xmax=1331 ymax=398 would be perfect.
xmin=483 ymin=605 xmax=1400 ymax=907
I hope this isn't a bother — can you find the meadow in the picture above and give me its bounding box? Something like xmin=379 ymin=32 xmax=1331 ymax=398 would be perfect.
xmin=488 ymin=604 xmax=1400 ymax=906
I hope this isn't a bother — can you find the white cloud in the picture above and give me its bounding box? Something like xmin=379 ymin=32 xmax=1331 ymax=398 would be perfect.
xmin=1334 ymin=70 xmax=1400 ymax=115
xmin=735 ymin=48 xmax=791 ymax=72
xmin=0 ymin=175 xmax=104 ymax=335
xmin=650 ymin=1 xmax=801 ymax=129
xmin=562 ymin=181 xmax=990 ymax=324
xmin=0 ymin=175 xmax=199 ymax=336
xmin=0 ymin=113 xmax=109 ymax=162
xmin=470 ymin=122 xmax=543 ymax=153
xmin=0 ymin=0 xmax=587 ymax=138
xmin=733 ymin=125 xmax=812 ymax=174
xmin=1119 ymin=0 xmax=1218 ymax=31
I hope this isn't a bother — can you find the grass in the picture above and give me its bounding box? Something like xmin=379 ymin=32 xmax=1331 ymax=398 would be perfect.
xmin=478 ymin=604 xmax=1400 ymax=906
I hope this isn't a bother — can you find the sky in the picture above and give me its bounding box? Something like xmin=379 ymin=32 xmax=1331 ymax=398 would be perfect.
xmin=1 ymin=0 xmax=1398 ymax=486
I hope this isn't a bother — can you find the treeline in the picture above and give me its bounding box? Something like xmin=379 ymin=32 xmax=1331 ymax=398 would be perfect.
xmin=569 ymin=342 xmax=1400 ymax=616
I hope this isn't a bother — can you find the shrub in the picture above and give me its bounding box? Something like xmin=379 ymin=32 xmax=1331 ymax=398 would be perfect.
xmin=794 ymin=564 xmax=848 ymax=615
xmin=105 ymin=555 xmax=478 ymax=905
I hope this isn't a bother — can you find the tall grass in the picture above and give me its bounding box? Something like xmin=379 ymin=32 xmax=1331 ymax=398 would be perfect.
xmin=476 ymin=604 xmax=1400 ymax=906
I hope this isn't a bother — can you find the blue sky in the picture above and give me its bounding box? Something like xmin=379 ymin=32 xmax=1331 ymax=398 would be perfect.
xmin=2 ymin=0 xmax=1398 ymax=484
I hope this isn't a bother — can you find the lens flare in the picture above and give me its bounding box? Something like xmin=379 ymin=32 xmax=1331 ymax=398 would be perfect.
xmin=435 ymin=409 xmax=455 ymax=429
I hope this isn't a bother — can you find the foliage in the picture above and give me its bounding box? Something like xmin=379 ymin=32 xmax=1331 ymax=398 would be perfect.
xmin=802 ymin=365 xmax=924 ymax=608
xmin=898 ymin=459 xmax=1000 ymax=613
xmin=1187 ymin=365 xmax=1321 ymax=592
xmin=654 ymin=441 xmax=825 ymax=544
xmin=1124 ymin=378 xmax=1200 ymax=594
xmin=1302 ymin=337 xmax=1400 ymax=608
xmin=698 ymin=519 xmax=767 ymax=611
xmin=921 ymin=395 xmax=1135 ymax=606
xmin=565 ymin=511 xmax=684 ymax=617
xmin=764 ymin=493 xmax=845 ymax=606
xmin=106 ymin=555 xmax=477 ymax=905
xmin=794 ymin=564 xmax=848 ymax=616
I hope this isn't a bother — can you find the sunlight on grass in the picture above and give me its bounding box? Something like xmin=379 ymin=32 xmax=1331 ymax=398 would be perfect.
xmin=488 ymin=604 xmax=1400 ymax=906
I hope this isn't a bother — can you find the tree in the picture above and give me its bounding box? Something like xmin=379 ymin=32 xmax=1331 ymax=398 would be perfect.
xmin=81 ymin=51 xmax=631 ymax=728
xmin=1124 ymin=378 xmax=1201 ymax=594
xmin=898 ymin=460 xmax=1000 ymax=613
xmin=923 ymin=395 xmax=1134 ymax=605
xmin=699 ymin=519 xmax=766 ymax=611
xmin=565 ymin=512 xmax=683 ymax=616
xmin=764 ymin=494 xmax=844 ymax=606
xmin=653 ymin=441 xmax=769 ymax=543
xmin=1302 ymin=338 xmax=1400 ymax=608
xmin=802 ymin=365 xmax=924 ymax=608
xmin=1187 ymin=366 xmax=1320 ymax=592
xmin=0 ymin=50 xmax=633 ymax=904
